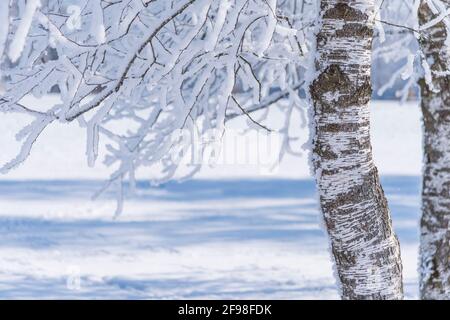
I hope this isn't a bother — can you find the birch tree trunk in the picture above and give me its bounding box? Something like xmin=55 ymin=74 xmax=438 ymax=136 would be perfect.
xmin=309 ymin=0 xmax=404 ymax=299
xmin=418 ymin=0 xmax=450 ymax=300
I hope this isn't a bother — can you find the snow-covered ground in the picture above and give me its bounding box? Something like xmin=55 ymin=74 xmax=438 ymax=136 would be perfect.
xmin=0 ymin=99 xmax=422 ymax=299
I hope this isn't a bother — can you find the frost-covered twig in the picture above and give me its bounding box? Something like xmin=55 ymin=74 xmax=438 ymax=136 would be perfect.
xmin=0 ymin=0 xmax=317 ymax=214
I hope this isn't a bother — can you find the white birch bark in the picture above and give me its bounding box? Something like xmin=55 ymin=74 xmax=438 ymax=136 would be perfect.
xmin=309 ymin=0 xmax=404 ymax=299
xmin=418 ymin=0 xmax=450 ymax=300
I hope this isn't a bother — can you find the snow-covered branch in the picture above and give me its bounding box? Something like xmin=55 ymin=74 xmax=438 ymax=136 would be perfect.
xmin=0 ymin=0 xmax=318 ymax=212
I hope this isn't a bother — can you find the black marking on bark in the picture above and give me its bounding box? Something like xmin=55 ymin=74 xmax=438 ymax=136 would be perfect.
xmin=313 ymin=140 xmax=339 ymax=160
xmin=336 ymin=24 xmax=372 ymax=38
xmin=311 ymin=65 xmax=372 ymax=111
xmin=320 ymin=122 xmax=370 ymax=133
xmin=323 ymin=3 xmax=368 ymax=21
xmin=311 ymin=64 xmax=350 ymax=102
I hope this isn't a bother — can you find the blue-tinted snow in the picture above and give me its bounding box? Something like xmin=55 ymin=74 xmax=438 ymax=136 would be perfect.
xmin=0 ymin=177 xmax=419 ymax=299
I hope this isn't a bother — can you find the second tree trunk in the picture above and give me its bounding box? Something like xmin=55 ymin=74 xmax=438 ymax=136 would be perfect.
xmin=418 ymin=0 xmax=450 ymax=300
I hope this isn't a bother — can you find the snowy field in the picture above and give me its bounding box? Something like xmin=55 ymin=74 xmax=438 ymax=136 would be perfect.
xmin=0 ymin=99 xmax=422 ymax=299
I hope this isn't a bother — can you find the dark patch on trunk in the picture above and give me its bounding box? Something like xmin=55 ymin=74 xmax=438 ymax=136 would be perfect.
xmin=336 ymin=23 xmax=372 ymax=38
xmin=345 ymin=79 xmax=372 ymax=107
xmin=311 ymin=64 xmax=350 ymax=105
xmin=320 ymin=121 xmax=370 ymax=133
xmin=323 ymin=3 xmax=368 ymax=21
xmin=313 ymin=140 xmax=339 ymax=160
